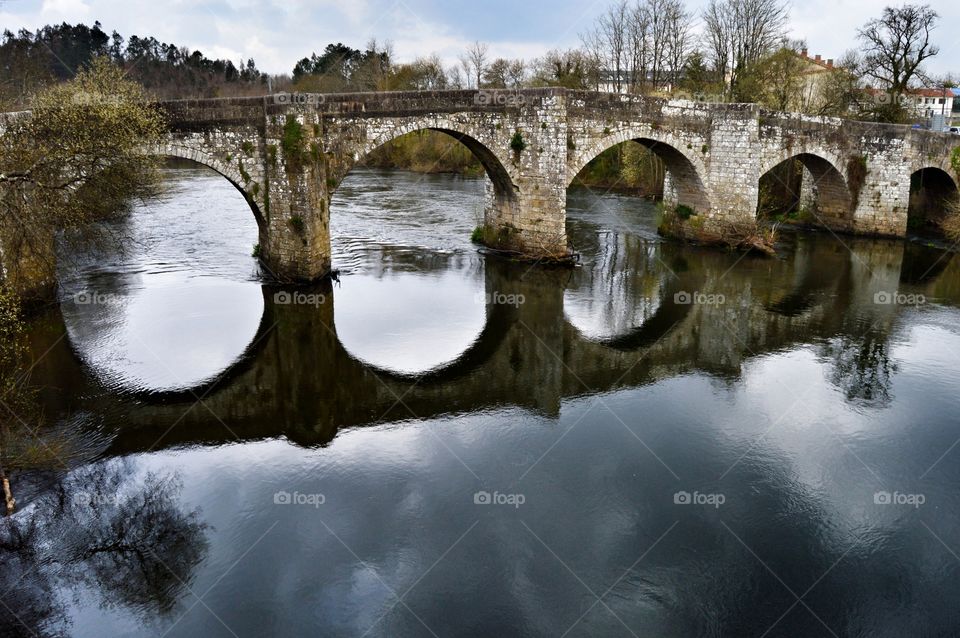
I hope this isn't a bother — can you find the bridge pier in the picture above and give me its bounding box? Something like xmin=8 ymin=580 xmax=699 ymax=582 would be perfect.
xmin=258 ymin=110 xmax=332 ymax=281
xmin=849 ymin=138 xmax=912 ymax=236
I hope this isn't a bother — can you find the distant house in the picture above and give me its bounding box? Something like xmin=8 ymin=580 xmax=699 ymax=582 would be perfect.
xmin=864 ymin=87 xmax=955 ymax=124
xmin=793 ymin=49 xmax=844 ymax=113
xmin=908 ymin=88 xmax=954 ymax=120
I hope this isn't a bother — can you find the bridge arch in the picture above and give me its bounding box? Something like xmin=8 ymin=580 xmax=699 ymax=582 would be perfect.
xmin=908 ymin=166 xmax=959 ymax=234
xmin=568 ymin=130 xmax=712 ymax=215
xmin=347 ymin=115 xmax=520 ymax=211
xmin=152 ymin=142 xmax=267 ymax=229
xmin=757 ymin=151 xmax=853 ymax=228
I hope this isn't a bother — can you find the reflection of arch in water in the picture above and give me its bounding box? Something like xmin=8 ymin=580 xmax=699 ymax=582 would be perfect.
xmin=900 ymin=241 xmax=955 ymax=285
xmin=73 ymin=284 xmax=279 ymax=403
xmin=764 ymin=237 xmax=854 ymax=316
xmin=340 ymin=299 xmax=518 ymax=384
xmin=564 ymin=249 xmax=699 ymax=352
xmin=120 ymin=271 xmax=520 ymax=404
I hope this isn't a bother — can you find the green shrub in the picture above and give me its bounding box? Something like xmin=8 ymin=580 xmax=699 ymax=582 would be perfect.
xmin=510 ymin=131 xmax=526 ymax=153
xmin=281 ymin=116 xmax=306 ymax=168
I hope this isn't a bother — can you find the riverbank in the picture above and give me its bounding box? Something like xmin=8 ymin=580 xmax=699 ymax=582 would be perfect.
xmin=360 ymin=131 xmax=666 ymax=193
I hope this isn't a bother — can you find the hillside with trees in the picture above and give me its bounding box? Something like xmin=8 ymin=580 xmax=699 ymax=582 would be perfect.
xmin=0 ymin=22 xmax=267 ymax=109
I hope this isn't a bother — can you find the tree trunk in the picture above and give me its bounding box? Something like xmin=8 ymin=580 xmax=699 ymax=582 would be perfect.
xmin=0 ymin=460 xmax=14 ymax=515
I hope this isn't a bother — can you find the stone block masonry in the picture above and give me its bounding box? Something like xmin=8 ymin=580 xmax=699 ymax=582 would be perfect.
xmin=150 ymin=90 xmax=960 ymax=281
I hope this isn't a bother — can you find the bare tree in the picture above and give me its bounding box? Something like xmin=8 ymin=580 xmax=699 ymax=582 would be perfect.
xmin=464 ymin=41 xmax=490 ymax=89
xmin=703 ymin=0 xmax=789 ymax=98
xmin=582 ymin=0 xmax=630 ymax=92
xmin=628 ymin=1 xmax=652 ymax=92
xmin=664 ymin=0 xmax=694 ymax=90
xmin=583 ymin=0 xmax=694 ymax=95
xmin=506 ymin=59 xmax=527 ymax=88
xmin=858 ymin=4 xmax=939 ymax=98
xmin=448 ymin=65 xmax=465 ymax=90
xmin=703 ymin=0 xmax=731 ymax=89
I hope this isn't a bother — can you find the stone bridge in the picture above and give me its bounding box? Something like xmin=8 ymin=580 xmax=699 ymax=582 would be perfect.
xmin=152 ymin=88 xmax=960 ymax=281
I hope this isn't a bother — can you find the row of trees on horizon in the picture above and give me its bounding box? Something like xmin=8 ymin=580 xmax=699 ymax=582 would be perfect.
xmin=0 ymin=1 xmax=952 ymax=122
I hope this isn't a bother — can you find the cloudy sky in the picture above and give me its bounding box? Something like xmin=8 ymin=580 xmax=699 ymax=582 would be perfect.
xmin=2 ymin=0 xmax=959 ymax=76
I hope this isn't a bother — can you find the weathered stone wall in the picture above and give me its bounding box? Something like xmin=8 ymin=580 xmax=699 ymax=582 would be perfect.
xmin=145 ymin=89 xmax=960 ymax=281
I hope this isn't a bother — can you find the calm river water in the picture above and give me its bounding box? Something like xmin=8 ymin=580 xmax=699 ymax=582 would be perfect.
xmin=6 ymin=163 xmax=960 ymax=637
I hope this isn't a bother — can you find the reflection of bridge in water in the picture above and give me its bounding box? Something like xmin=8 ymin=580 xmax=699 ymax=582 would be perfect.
xmin=34 ymin=235 xmax=960 ymax=452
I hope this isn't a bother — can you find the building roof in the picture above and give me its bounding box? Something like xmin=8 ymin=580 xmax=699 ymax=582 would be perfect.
xmin=796 ymin=50 xmax=835 ymax=71
xmin=911 ymin=88 xmax=953 ymax=98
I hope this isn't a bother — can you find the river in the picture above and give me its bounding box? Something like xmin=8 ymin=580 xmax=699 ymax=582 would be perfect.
xmin=6 ymin=163 xmax=960 ymax=637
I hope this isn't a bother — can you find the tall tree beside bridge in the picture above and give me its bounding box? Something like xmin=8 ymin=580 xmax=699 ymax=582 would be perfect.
xmin=0 ymin=56 xmax=165 ymax=301
xmin=857 ymin=3 xmax=939 ymax=121
xmin=582 ymin=0 xmax=696 ymax=95
xmin=702 ymin=0 xmax=789 ymax=100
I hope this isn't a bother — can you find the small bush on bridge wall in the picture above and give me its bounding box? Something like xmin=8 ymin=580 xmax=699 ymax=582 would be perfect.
xmin=237 ymin=160 xmax=250 ymax=184
xmin=281 ymin=116 xmax=307 ymax=168
xmin=510 ymin=131 xmax=526 ymax=154
xmin=952 ymin=147 xmax=960 ymax=180
xmin=470 ymin=223 xmax=518 ymax=248
xmin=289 ymin=214 xmax=305 ymax=234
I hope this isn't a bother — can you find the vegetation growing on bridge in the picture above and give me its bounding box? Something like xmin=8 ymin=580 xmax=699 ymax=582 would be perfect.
xmin=281 ymin=116 xmax=308 ymax=170
xmin=660 ymin=205 xmax=778 ymax=256
xmin=510 ymin=131 xmax=527 ymax=154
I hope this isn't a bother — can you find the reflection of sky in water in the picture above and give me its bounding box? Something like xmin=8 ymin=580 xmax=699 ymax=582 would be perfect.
xmin=57 ymin=166 xmax=264 ymax=392
xmin=334 ymin=270 xmax=486 ymax=374
xmin=60 ymin=273 xmax=263 ymax=392
xmin=564 ymin=284 xmax=662 ymax=340
xmin=29 ymin=164 xmax=960 ymax=636
xmin=56 ymin=317 xmax=960 ymax=636
xmin=58 ymin=164 xmax=492 ymax=389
